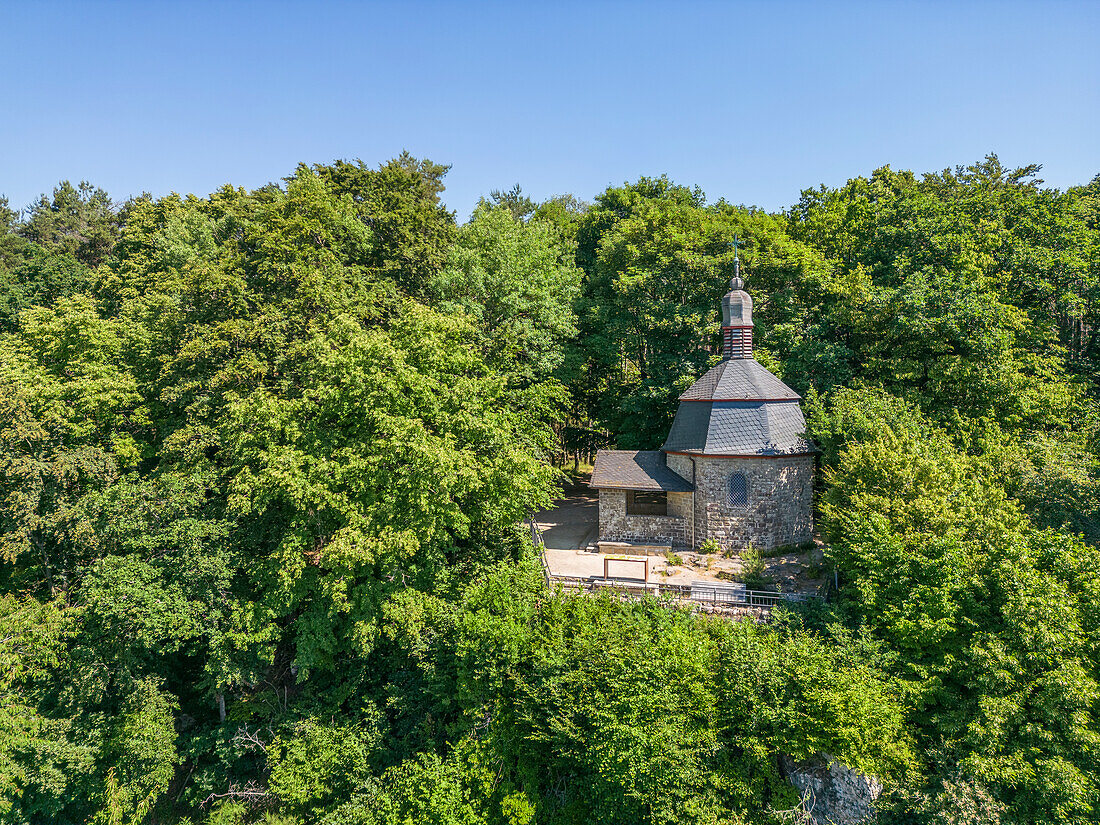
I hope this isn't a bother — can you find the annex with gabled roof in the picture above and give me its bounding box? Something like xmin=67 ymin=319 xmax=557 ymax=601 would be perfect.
xmin=589 ymin=450 xmax=694 ymax=492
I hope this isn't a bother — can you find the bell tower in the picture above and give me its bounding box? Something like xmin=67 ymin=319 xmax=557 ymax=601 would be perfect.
xmin=721 ymin=241 xmax=753 ymax=359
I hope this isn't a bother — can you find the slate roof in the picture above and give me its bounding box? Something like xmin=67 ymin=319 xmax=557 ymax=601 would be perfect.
xmin=680 ymin=358 xmax=800 ymax=402
xmin=590 ymin=450 xmax=695 ymax=491
xmin=662 ymin=399 xmax=813 ymax=456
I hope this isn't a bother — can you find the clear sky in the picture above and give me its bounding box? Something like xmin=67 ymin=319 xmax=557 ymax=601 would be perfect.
xmin=1 ymin=1 xmax=1097 ymax=219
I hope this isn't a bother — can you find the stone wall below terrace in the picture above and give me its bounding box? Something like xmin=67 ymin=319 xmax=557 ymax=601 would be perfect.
xmin=692 ymin=454 xmax=813 ymax=552
xmin=598 ymin=489 xmax=690 ymax=547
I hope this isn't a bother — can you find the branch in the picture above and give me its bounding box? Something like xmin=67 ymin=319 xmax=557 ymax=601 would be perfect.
xmin=232 ymin=725 xmax=272 ymax=754
xmin=200 ymin=781 xmax=271 ymax=808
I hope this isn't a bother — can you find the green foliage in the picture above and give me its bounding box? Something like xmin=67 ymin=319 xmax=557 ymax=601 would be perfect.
xmin=488 ymin=183 xmax=537 ymax=222
xmin=818 ymin=388 xmax=1100 ymax=822
xmin=880 ymin=773 xmax=1006 ymax=825
xmin=335 ymin=566 xmax=908 ymax=825
xmin=769 ymin=157 xmax=1100 ymax=537
xmin=0 ymin=159 xmax=559 ymax=822
xmin=571 ymin=176 xmax=740 ymax=447
xmin=698 ymin=538 xmax=721 ymax=555
xmin=268 ymin=718 xmax=381 ymax=818
xmin=324 ymin=742 xmax=498 ymax=825
xmin=99 ymin=679 xmax=179 ymax=824
xmin=569 ymin=177 xmax=827 ymax=449
xmin=0 ymin=244 xmax=94 ymax=333
xmin=430 ymin=202 xmax=580 ymax=385
xmin=1 ymin=154 xmax=1099 ymax=824
xmin=494 ymin=594 xmax=909 ymax=824
xmin=313 ymin=152 xmax=457 ymax=296
xmin=0 ymin=595 xmax=93 ymax=823
xmin=532 ymin=194 xmax=589 ymax=245
xmin=739 ymin=544 xmax=767 ymax=589
xmin=21 ymin=180 xmax=120 ymax=267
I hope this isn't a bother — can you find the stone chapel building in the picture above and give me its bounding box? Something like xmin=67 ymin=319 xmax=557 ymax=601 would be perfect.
xmin=590 ymin=261 xmax=814 ymax=552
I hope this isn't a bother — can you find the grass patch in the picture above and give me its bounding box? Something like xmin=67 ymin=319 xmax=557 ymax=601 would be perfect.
xmin=553 ymin=465 xmax=595 ymax=489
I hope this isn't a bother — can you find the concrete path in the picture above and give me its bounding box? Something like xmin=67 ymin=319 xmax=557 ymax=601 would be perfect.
xmin=543 ymin=548 xmax=606 ymax=579
xmin=533 ymin=489 xmax=598 ymax=551
xmin=543 ymin=546 xmax=741 ymax=585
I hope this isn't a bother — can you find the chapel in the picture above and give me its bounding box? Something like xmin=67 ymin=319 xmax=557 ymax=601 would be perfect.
xmin=589 ymin=258 xmax=814 ymax=552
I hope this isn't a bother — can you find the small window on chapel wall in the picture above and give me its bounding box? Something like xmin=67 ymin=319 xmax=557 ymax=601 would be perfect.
xmin=727 ymin=473 xmax=748 ymax=507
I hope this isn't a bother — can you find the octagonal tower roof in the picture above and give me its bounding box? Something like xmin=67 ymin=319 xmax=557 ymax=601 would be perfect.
xmin=661 ymin=269 xmax=812 ymax=457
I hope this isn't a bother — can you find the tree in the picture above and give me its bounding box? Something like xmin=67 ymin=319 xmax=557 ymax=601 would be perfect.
xmin=2 ymin=155 xmax=1098 ymax=825
xmin=20 ymin=180 xmax=120 ymax=268
xmin=0 ymin=294 xmax=149 ymax=593
xmin=0 ymin=165 xmax=561 ymax=820
xmin=571 ymin=178 xmax=740 ymax=447
xmin=0 ymin=595 xmax=93 ymax=823
xmin=818 ymin=387 xmax=1100 ymax=823
xmin=429 ymin=203 xmax=581 ymax=385
xmin=314 ymin=153 xmax=457 ymax=296
xmin=781 ymin=158 xmax=1095 ymax=431
xmin=488 ymin=184 xmax=536 ymax=222
xmin=532 ymin=194 xmax=589 ymax=243
xmin=0 ymin=192 xmax=97 ymax=333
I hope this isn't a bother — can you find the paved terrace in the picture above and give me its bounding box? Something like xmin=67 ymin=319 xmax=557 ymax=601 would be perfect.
xmin=533 ymin=487 xmax=598 ymax=551
xmin=532 ymin=482 xmax=826 ymax=596
xmin=533 ymin=484 xmax=745 ymax=586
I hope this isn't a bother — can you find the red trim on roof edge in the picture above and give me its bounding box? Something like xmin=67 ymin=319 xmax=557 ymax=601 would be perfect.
xmin=662 ymin=450 xmax=816 ymax=459
xmin=676 ymin=397 xmax=802 ymax=403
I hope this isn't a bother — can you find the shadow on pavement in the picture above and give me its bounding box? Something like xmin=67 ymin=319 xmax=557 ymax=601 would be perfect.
xmin=534 ymin=478 xmax=598 ymax=551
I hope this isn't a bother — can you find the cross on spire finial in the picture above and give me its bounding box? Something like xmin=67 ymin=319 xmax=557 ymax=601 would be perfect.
xmin=730 ymin=234 xmax=743 ymax=289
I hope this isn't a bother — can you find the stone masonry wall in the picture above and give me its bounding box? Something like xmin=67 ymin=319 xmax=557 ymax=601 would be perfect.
xmin=693 ymin=455 xmax=813 ymax=551
xmin=598 ymin=489 xmax=689 ymax=547
xmin=666 ymin=451 xmax=694 ymax=485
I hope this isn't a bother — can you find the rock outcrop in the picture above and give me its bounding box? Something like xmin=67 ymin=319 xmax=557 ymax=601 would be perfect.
xmin=782 ymin=754 xmax=882 ymax=824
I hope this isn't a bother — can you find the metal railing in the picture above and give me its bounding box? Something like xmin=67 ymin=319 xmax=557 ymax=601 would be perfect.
xmin=529 ymin=517 xmax=545 ymax=551
xmin=525 ymin=517 xmax=819 ymax=611
xmin=528 ymin=517 xmax=552 ymax=588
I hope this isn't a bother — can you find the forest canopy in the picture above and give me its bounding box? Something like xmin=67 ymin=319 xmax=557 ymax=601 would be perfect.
xmin=1 ymin=154 xmax=1099 ymax=825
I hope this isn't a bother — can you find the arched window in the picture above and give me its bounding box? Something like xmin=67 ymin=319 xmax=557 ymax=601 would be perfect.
xmin=727 ymin=472 xmax=748 ymax=507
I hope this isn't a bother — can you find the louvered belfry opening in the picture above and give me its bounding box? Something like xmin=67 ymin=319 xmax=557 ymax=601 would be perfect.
xmin=722 ymin=325 xmax=753 ymax=359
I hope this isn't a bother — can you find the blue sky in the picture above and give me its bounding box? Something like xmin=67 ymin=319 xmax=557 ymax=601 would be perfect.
xmin=1 ymin=1 xmax=1097 ymax=219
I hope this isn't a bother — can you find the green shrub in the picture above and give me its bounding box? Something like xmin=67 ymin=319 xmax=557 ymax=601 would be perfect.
xmin=698 ymin=539 xmax=721 ymax=555
xmin=740 ymin=544 xmax=769 ymax=589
